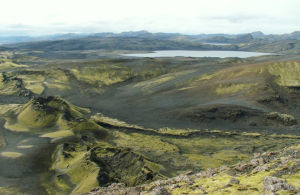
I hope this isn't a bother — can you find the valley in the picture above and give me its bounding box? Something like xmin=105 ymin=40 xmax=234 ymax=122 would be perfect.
xmin=0 ymin=32 xmax=300 ymax=194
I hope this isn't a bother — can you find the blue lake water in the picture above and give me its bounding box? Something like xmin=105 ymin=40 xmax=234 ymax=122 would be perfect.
xmin=122 ymin=50 xmax=274 ymax=58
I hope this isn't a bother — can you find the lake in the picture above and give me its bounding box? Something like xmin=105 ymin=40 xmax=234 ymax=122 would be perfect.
xmin=121 ymin=50 xmax=274 ymax=58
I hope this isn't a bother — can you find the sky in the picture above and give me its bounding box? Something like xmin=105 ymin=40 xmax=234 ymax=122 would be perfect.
xmin=0 ymin=0 xmax=299 ymax=36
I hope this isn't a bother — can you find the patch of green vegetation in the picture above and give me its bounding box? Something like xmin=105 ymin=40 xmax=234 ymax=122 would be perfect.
xmin=185 ymin=150 xmax=248 ymax=169
xmin=198 ymin=60 xmax=300 ymax=89
xmin=44 ymin=82 xmax=71 ymax=91
xmin=156 ymin=127 xmax=200 ymax=136
xmin=24 ymin=82 xmax=44 ymax=94
xmin=0 ymin=59 xmax=28 ymax=70
xmin=92 ymin=144 xmax=164 ymax=186
xmin=18 ymin=72 xmax=45 ymax=82
xmin=194 ymin=64 xmax=262 ymax=82
xmin=54 ymin=140 xmax=164 ymax=193
xmin=133 ymin=75 xmax=174 ymax=93
xmin=55 ymin=143 xmax=100 ymax=194
xmin=18 ymin=73 xmax=45 ymax=94
xmin=168 ymin=136 xmax=250 ymax=169
xmin=216 ymin=83 xmax=258 ymax=95
xmin=71 ymin=65 xmax=132 ymax=89
xmin=17 ymin=101 xmax=59 ymax=129
xmin=40 ymin=130 xmax=74 ymax=139
xmin=112 ymin=131 xmax=179 ymax=155
xmin=238 ymin=171 xmax=273 ymax=193
xmin=46 ymin=69 xmax=69 ymax=83
xmin=0 ymin=103 xmax=19 ymax=113
xmin=91 ymin=113 xmax=146 ymax=130
xmin=17 ymin=69 xmax=73 ymax=93
xmin=267 ymin=61 xmax=300 ymax=87
xmin=0 ymin=73 xmax=22 ymax=95
xmin=2 ymin=96 xmax=100 ymax=134
xmin=193 ymin=173 xmax=232 ymax=193
xmin=285 ymin=171 xmax=300 ymax=187
xmin=41 ymin=174 xmax=73 ymax=195
xmin=109 ymin=126 xmax=300 ymax=179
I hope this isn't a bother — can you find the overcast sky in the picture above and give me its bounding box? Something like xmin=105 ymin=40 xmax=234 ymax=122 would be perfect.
xmin=0 ymin=0 xmax=299 ymax=36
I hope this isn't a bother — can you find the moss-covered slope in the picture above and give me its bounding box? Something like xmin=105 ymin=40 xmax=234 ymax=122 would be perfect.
xmin=1 ymin=96 xmax=107 ymax=138
xmin=83 ymin=144 xmax=300 ymax=195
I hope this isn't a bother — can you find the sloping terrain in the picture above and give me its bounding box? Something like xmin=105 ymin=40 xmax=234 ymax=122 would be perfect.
xmin=83 ymin=144 xmax=300 ymax=195
xmin=0 ymin=46 xmax=300 ymax=194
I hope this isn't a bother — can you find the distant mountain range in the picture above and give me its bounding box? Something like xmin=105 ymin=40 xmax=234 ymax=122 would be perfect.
xmin=1 ymin=30 xmax=300 ymax=57
xmin=0 ymin=33 xmax=89 ymax=44
xmin=1 ymin=30 xmax=300 ymax=45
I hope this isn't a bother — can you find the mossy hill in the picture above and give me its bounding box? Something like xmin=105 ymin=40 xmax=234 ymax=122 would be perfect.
xmin=0 ymin=41 xmax=300 ymax=194
xmin=82 ymin=144 xmax=300 ymax=195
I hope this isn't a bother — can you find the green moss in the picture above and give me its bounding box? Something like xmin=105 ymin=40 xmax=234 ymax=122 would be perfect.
xmin=2 ymin=97 xmax=99 ymax=136
xmin=17 ymin=73 xmax=45 ymax=94
xmin=46 ymin=69 xmax=69 ymax=83
xmin=40 ymin=173 xmax=73 ymax=195
xmin=184 ymin=150 xmax=248 ymax=169
xmin=91 ymin=113 xmax=146 ymax=130
xmin=5 ymin=97 xmax=93 ymax=132
xmin=0 ymin=61 xmax=28 ymax=70
xmin=44 ymin=82 xmax=71 ymax=91
xmin=0 ymin=104 xmax=21 ymax=115
xmin=134 ymin=75 xmax=174 ymax=93
xmin=40 ymin=130 xmax=74 ymax=139
xmin=54 ymin=140 xmax=163 ymax=193
xmin=69 ymin=164 xmax=99 ymax=193
xmin=55 ymin=144 xmax=100 ymax=194
xmin=194 ymin=173 xmax=232 ymax=193
xmin=213 ymin=150 xmax=248 ymax=164
xmin=53 ymin=176 xmax=73 ymax=194
xmin=17 ymin=104 xmax=59 ymax=129
xmin=267 ymin=61 xmax=300 ymax=86
xmin=71 ymin=120 xmax=106 ymax=133
xmin=24 ymin=82 xmax=44 ymax=94
xmin=91 ymin=142 xmax=164 ymax=186
xmin=284 ymin=171 xmax=300 ymax=187
xmin=156 ymin=127 xmax=200 ymax=136
xmin=171 ymin=186 xmax=192 ymax=195
xmin=18 ymin=73 xmax=45 ymax=82
xmin=112 ymin=131 xmax=179 ymax=155
xmin=0 ymin=73 xmax=21 ymax=95
xmin=216 ymin=83 xmax=258 ymax=95
xmin=238 ymin=171 xmax=274 ymax=193
xmin=71 ymin=65 xmax=132 ymax=89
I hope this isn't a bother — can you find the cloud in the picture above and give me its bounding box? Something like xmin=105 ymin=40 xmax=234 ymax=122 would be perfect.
xmin=0 ymin=0 xmax=299 ymax=36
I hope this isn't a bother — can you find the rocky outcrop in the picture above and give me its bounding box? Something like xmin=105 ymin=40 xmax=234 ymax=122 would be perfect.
xmin=179 ymin=104 xmax=298 ymax=128
xmin=82 ymin=145 xmax=300 ymax=195
xmin=263 ymin=176 xmax=295 ymax=193
xmin=90 ymin=146 xmax=164 ymax=186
